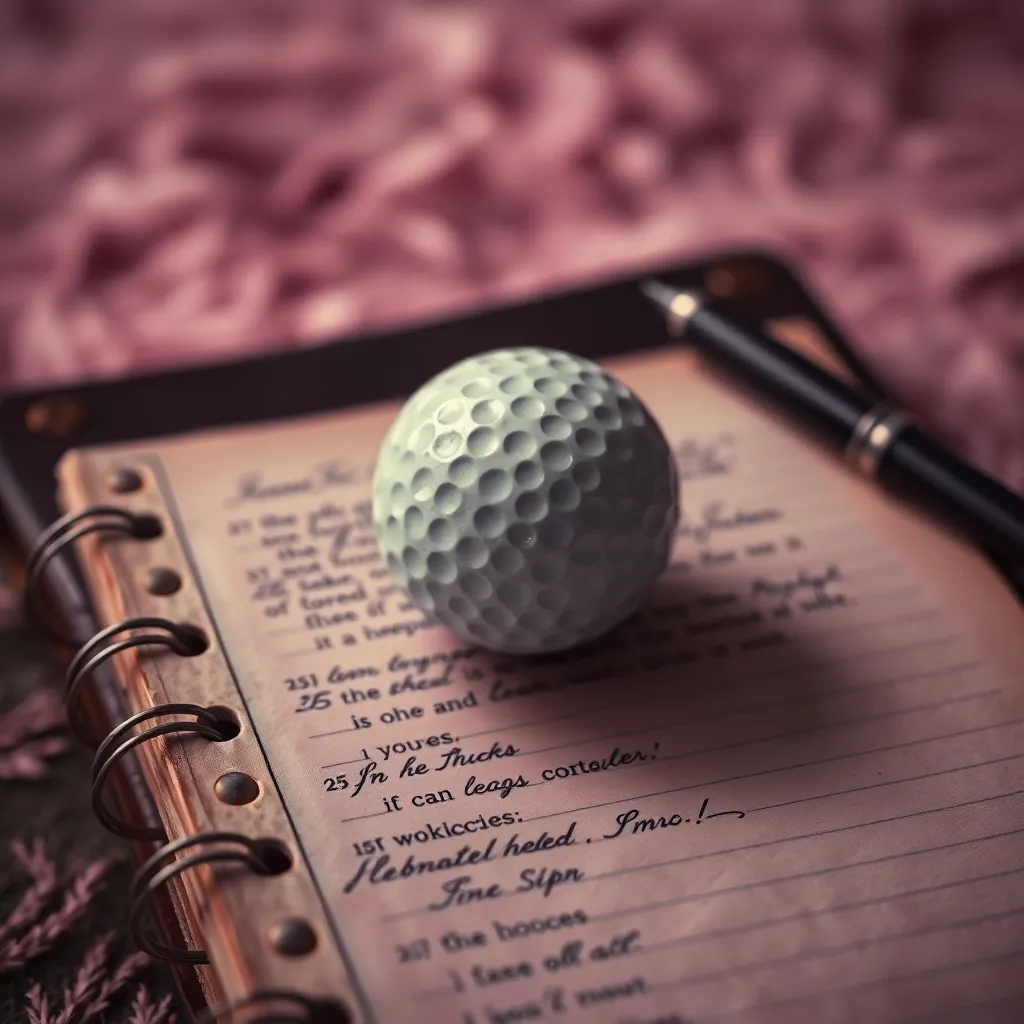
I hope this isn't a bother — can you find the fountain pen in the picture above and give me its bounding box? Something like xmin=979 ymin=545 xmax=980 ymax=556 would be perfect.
xmin=640 ymin=279 xmax=1024 ymax=562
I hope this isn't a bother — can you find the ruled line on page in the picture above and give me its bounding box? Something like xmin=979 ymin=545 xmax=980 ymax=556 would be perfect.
xmin=585 ymin=822 xmax=1024 ymax=927
xmin=669 ymin=558 xmax=914 ymax=587
xmin=837 ymin=561 xmax=908 ymax=583
xmin=634 ymin=864 xmax=1024 ymax=956
xmin=652 ymin=905 xmax=1024 ymax=992
xmin=339 ymin=809 xmax=393 ymax=824
xmin=550 ymin=788 xmax=1024 ymax=888
xmin=797 ymin=518 xmax=882 ymax=542
xmin=332 ymin=748 xmax=1023 ymax=858
xmin=527 ymin=716 xmax=1022 ymax=799
xmin=525 ymin=719 xmax=1023 ymax=817
xmin=319 ymin=755 xmax=369 ymax=769
xmin=309 ymin=655 xmax=984 ymax=769
xmin=457 ymin=660 xmax=984 ymax=742
xmin=379 ymin=807 xmax=1024 ymax=923
xmin=821 ymin=632 xmax=960 ymax=665
xmin=679 ymin=606 xmax=940 ymax=638
xmin=693 ymin=947 xmax=1024 ymax=1022
xmin=513 ymin=686 xmax=1000 ymax=764
xmin=802 ymin=606 xmax=941 ymax=636
xmin=749 ymin=751 xmax=1024 ymax=813
xmin=843 ymin=582 xmax=920 ymax=604
xmin=308 ymin=725 xmax=362 ymax=740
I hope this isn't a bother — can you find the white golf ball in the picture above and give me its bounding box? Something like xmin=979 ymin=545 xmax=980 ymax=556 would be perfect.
xmin=372 ymin=347 xmax=680 ymax=654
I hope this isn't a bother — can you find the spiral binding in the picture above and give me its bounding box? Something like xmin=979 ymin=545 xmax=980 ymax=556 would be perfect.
xmin=130 ymin=832 xmax=284 ymax=963
xmin=32 ymin=501 xmax=337 ymax=1014
xmin=25 ymin=505 xmax=164 ymax=646
xmin=65 ymin=616 xmax=208 ymax=744
xmin=92 ymin=703 xmax=233 ymax=841
xmin=195 ymin=991 xmax=351 ymax=1024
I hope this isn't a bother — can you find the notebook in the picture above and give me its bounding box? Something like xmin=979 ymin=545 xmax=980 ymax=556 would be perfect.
xmin=3 ymin=252 xmax=1023 ymax=1024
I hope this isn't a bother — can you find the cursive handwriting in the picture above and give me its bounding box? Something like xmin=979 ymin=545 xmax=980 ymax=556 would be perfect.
xmin=677 ymin=501 xmax=782 ymax=545
xmin=228 ymin=460 xmax=362 ymax=506
xmin=674 ymin=435 xmax=737 ymax=480
xmin=342 ymin=843 xmax=499 ymax=895
xmin=750 ymin=563 xmax=841 ymax=600
xmin=427 ymin=866 xmax=585 ymax=912
xmin=387 ymin=649 xmax=477 ymax=677
xmin=540 ymin=744 xmax=657 ymax=782
xmin=603 ymin=799 xmax=746 ymax=839
xmin=436 ymin=743 xmax=520 ymax=773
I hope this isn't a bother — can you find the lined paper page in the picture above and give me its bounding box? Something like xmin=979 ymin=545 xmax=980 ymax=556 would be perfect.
xmin=69 ymin=345 xmax=1024 ymax=1024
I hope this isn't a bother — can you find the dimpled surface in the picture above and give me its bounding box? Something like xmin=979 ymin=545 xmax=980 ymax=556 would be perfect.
xmin=371 ymin=347 xmax=680 ymax=654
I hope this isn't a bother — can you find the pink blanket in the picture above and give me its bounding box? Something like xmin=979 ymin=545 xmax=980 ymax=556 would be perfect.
xmin=1 ymin=0 xmax=1022 ymax=487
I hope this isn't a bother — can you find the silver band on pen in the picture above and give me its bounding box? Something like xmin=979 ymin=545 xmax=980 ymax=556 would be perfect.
xmin=664 ymin=291 xmax=701 ymax=337
xmin=844 ymin=404 xmax=911 ymax=479
xmin=654 ymin=283 xmax=912 ymax=482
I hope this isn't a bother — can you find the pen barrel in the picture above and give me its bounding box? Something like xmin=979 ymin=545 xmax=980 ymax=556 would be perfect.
xmin=686 ymin=299 xmax=871 ymax=449
xmin=879 ymin=426 xmax=1024 ymax=559
xmin=682 ymin=293 xmax=1024 ymax=561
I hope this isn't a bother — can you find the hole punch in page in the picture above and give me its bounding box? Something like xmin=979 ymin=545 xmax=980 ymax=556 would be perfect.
xmin=66 ymin=347 xmax=1024 ymax=1024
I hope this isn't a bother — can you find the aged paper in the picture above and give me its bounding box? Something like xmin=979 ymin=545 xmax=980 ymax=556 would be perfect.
xmin=66 ymin=346 xmax=1024 ymax=1023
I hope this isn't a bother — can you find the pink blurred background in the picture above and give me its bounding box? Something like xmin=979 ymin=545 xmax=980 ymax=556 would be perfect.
xmin=1 ymin=0 xmax=1022 ymax=486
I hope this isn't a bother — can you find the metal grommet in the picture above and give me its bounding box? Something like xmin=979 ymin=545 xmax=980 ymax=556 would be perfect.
xmin=147 ymin=567 xmax=182 ymax=596
xmin=65 ymin=618 xmax=209 ymax=745
xmin=130 ymin=833 xmax=282 ymax=964
xmin=215 ymin=772 xmax=260 ymax=806
xmin=24 ymin=395 xmax=87 ymax=438
xmin=705 ymin=258 xmax=776 ymax=300
xmin=24 ymin=507 xmax=164 ymax=647
xmin=108 ymin=468 xmax=144 ymax=494
xmin=92 ymin=704 xmax=231 ymax=840
xmin=269 ymin=918 xmax=318 ymax=957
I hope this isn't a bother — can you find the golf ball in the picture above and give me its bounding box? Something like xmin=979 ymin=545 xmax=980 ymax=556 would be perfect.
xmin=371 ymin=347 xmax=679 ymax=654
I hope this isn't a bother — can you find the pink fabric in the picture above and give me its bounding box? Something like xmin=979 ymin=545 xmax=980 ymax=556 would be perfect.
xmin=0 ymin=0 xmax=1022 ymax=487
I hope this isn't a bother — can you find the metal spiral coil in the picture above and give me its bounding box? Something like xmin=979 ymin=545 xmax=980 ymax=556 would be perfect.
xmin=30 ymin=507 xmax=340 ymax=1017
xmin=65 ymin=616 xmax=209 ymax=744
xmin=24 ymin=505 xmax=164 ymax=646
xmin=91 ymin=703 xmax=234 ymax=841
xmin=130 ymin=832 xmax=287 ymax=964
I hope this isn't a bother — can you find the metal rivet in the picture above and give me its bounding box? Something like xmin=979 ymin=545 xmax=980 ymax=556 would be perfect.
xmin=109 ymin=468 xmax=144 ymax=493
xmin=269 ymin=917 xmax=318 ymax=957
xmin=214 ymin=771 xmax=259 ymax=805
xmin=147 ymin=567 xmax=182 ymax=596
xmin=705 ymin=266 xmax=737 ymax=298
xmin=24 ymin=396 xmax=87 ymax=438
xmin=706 ymin=260 xmax=775 ymax=299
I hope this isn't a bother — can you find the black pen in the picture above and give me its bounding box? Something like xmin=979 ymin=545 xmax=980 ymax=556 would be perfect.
xmin=640 ymin=279 xmax=1024 ymax=562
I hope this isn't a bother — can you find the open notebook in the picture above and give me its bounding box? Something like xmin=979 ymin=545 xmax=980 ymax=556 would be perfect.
xmin=47 ymin=305 xmax=1024 ymax=1024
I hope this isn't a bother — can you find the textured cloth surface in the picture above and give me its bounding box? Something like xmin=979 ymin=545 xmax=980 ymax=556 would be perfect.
xmin=0 ymin=621 xmax=181 ymax=1024
xmin=1 ymin=0 xmax=1023 ymax=487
